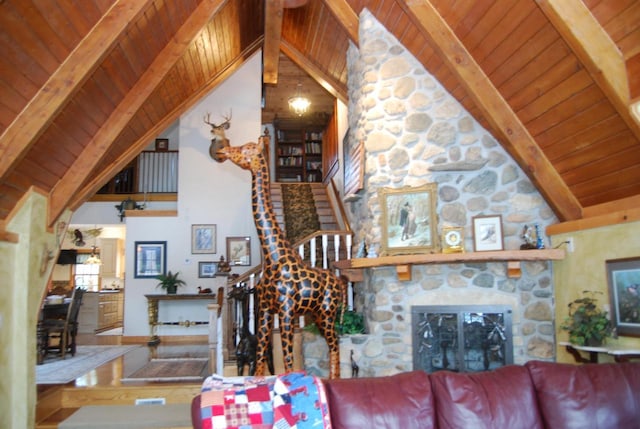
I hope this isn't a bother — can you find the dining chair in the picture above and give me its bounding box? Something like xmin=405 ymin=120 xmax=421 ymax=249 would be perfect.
xmin=40 ymin=287 xmax=85 ymax=359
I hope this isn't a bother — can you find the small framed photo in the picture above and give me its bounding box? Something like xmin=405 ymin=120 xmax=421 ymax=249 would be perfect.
xmin=442 ymin=226 xmax=465 ymax=254
xmin=134 ymin=241 xmax=166 ymax=278
xmin=472 ymin=215 xmax=504 ymax=252
xmin=155 ymin=138 xmax=169 ymax=151
xmin=198 ymin=261 xmax=218 ymax=278
xmin=379 ymin=183 xmax=439 ymax=256
xmin=226 ymin=236 xmax=251 ymax=266
xmin=192 ymin=224 xmax=216 ymax=254
xmin=606 ymin=257 xmax=640 ymax=337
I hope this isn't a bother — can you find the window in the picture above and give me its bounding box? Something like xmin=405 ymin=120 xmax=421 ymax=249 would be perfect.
xmin=74 ymin=254 xmax=100 ymax=291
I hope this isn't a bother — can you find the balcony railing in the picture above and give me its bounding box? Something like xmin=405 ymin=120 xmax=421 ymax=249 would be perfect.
xmin=98 ymin=150 xmax=178 ymax=195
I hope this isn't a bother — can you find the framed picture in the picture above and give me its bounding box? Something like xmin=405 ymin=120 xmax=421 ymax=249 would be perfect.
xmin=442 ymin=226 xmax=465 ymax=254
xmin=472 ymin=215 xmax=504 ymax=252
xmin=192 ymin=224 xmax=216 ymax=254
xmin=379 ymin=183 xmax=438 ymax=256
xmin=198 ymin=261 xmax=218 ymax=278
xmin=606 ymin=257 xmax=640 ymax=337
xmin=155 ymin=138 xmax=169 ymax=151
xmin=226 ymin=236 xmax=251 ymax=266
xmin=134 ymin=241 xmax=166 ymax=278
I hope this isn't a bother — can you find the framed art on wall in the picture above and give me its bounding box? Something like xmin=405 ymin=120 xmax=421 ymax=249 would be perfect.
xmin=198 ymin=261 xmax=218 ymax=278
xmin=226 ymin=236 xmax=251 ymax=266
xmin=472 ymin=215 xmax=504 ymax=252
xmin=134 ymin=241 xmax=166 ymax=278
xmin=155 ymin=138 xmax=169 ymax=151
xmin=379 ymin=183 xmax=439 ymax=256
xmin=192 ymin=224 xmax=216 ymax=254
xmin=606 ymin=257 xmax=640 ymax=337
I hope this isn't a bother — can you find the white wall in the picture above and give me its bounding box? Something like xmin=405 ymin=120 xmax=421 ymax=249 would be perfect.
xmin=123 ymin=52 xmax=263 ymax=337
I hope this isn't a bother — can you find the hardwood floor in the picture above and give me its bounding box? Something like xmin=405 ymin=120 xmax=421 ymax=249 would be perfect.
xmin=36 ymin=331 xmax=206 ymax=428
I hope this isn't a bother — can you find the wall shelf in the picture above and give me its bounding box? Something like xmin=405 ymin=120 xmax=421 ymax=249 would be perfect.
xmin=333 ymin=248 xmax=566 ymax=281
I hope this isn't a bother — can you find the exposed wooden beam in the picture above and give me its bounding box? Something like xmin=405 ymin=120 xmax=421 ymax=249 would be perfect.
xmin=280 ymin=40 xmax=348 ymax=103
xmin=537 ymin=0 xmax=640 ymax=135
xmin=0 ymin=0 xmax=152 ymax=182
xmin=322 ymin=0 xmax=359 ymax=45
xmin=264 ymin=0 xmax=284 ymax=84
xmin=48 ymin=0 xmax=227 ymax=225
xmin=70 ymin=41 xmax=263 ymax=211
xmin=402 ymin=0 xmax=582 ymax=221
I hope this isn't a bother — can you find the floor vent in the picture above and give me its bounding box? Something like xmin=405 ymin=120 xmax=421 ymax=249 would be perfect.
xmin=135 ymin=397 xmax=166 ymax=405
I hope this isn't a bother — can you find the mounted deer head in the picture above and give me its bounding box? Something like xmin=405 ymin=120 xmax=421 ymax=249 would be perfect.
xmin=204 ymin=111 xmax=232 ymax=160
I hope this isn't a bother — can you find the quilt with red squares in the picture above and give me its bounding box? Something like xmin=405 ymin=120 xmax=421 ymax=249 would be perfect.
xmin=199 ymin=372 xmax=332 ymax=429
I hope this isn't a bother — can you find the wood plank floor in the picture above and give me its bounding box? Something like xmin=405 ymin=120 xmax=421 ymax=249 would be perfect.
xmin=35 ymin=331 xmax=207 ymax=428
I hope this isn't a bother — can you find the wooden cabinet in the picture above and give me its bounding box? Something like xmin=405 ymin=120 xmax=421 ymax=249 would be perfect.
xmin=275 ymin=125 xmax=324 ymax=182
xmin=100 ymin=238 xmax=123 ymax=278
xmin=78 ymin=291 xmax=123 ymax=333
xmin=98 ymin=291 xmax=123 ymax=331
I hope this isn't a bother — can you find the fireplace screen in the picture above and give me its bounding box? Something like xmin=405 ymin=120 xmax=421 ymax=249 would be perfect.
xmin=412 ymin=305 xmax=513 ymax=373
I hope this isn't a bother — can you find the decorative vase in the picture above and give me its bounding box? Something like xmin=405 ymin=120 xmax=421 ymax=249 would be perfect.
xmin=585 ymin=337 xmax=603 ymax=347
xmin=166 ymin=285 xmax=177 ymax=294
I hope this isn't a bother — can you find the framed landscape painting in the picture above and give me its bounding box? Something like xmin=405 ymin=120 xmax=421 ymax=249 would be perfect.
xmin=606 ymin=257 xmax=640 ymax=337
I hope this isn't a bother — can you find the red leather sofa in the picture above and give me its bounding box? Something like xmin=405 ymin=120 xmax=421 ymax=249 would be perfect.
xmin=191 ymin=360 xmax=640 ymax=428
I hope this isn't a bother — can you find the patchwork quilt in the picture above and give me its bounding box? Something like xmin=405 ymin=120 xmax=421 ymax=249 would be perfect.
xmin=199 ymin=372 xmax=332 ymax=429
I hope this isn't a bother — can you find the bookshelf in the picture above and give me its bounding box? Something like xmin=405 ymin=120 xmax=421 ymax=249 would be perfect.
xmin=275 ymin=125 xmax=323 ymax=182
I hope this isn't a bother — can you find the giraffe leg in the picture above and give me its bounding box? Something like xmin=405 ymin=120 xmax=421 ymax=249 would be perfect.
xmin=316 ymin=312 xmax=341 ymax=379
xmin=279 ymin=310 xmax=296 ymax=373
xmin=254 ymin=305 xmax=273 ymax=376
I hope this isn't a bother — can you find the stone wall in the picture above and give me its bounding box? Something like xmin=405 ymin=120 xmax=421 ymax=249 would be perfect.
xmin=304 ymin=10 xmax=558 ymax=378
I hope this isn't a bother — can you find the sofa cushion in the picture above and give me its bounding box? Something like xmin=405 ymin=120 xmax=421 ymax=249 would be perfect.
xmin=323 ymin=370 xmax=435 ymax=429
xmin=430 ymin=365 xmax=543 ymax=429
xmin=526 ymin=360 xmax=640 ymax=429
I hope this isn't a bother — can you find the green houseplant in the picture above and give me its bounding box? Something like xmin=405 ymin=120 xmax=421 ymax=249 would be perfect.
xmin=561 ymin=290 xmax=612 ymax=347
xmin=156 ymin=270 xmax=186 ymax=294
xmin=303 ymin=308 xmax=366 ymax=336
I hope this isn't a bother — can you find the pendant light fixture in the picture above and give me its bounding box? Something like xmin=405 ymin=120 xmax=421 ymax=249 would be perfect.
xmin=288 ymin=82 xmax=311 ymax=116
xmin=85 ymin=225 xmax=102 ymax=265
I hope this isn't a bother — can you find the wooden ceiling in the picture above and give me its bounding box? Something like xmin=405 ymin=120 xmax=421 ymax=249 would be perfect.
xmin=0 ymin=0 xmax=639 ymax=234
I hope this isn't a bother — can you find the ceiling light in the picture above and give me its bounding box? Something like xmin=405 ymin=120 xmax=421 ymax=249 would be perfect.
xmin=85 ymin=246 xmax=102 ymax=265
xmin=289 ymin=83 xmax=310 ymax=116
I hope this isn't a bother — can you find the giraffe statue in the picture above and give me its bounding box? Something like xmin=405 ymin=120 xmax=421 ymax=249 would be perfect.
xmin=207 ymin=126 xmax=346 ymax=379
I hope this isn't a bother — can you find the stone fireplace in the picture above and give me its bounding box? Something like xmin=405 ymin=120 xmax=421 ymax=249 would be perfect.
xmin=302 ymin=10 xmax=557 ymax=379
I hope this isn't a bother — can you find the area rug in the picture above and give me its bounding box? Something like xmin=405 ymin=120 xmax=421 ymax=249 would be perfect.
xmin=36 ymin=345 xmax=140 ymax=385
xmin=121 ymin=358 xmax=208 ymax=383
xmin=281 ymin=183 xmax=320 ymax=245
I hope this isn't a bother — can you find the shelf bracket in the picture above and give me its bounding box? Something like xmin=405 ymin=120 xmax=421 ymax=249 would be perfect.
xmin=396 ymin=264 xmax=412 ymax=281
xmin=507 ymin=261 xmax=522 ymax=278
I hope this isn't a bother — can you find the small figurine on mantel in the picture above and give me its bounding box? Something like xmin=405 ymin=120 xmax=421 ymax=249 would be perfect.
xmin=520 ymin=224 xmax=546 ymax=250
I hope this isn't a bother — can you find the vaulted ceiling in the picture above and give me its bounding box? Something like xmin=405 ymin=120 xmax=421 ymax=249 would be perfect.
xmin=1 ymin=0 xmax=639 ymax=237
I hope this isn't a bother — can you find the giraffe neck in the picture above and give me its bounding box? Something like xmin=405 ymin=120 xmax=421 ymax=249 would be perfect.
xmin=251 ymin=157 xmax=290 ymax=264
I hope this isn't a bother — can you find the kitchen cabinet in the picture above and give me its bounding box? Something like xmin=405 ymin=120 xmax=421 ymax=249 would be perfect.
xmin=100 ymin=238 xmax=123 ymax=278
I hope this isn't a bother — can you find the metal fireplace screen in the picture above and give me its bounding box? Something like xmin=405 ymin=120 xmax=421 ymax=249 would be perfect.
xmin=412 ymin=305 xmax=513 ymax=373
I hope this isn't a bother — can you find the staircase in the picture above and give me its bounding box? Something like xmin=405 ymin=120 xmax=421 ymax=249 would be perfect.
xmin=270 ymin=182 xmax=339 ymax=234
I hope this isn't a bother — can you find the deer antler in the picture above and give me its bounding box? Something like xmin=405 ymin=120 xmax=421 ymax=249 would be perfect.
xmin=204 ymin=110 xmax=232 ymax=131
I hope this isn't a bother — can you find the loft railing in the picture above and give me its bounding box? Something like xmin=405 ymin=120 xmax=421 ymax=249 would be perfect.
xmin=97 ymin=150 xmax=178 ymax=195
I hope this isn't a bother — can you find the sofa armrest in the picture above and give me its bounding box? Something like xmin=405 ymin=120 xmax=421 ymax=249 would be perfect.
xmin=323 ymin=371 xmax=435 ymax=429
xmin=191 ymin=395 xmax=201 ymax=429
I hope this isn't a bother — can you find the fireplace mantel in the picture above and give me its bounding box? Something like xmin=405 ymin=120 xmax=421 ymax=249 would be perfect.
xmin=334 ymin=248 xmax=565 ymax=281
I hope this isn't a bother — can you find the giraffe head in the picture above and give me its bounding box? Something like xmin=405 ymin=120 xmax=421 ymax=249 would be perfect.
xmin=211 ymin=138 xmax=266 ymax=173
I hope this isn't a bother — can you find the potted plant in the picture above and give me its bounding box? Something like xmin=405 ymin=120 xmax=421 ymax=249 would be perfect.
xmin=561 ymin=290 xmax=612 ymax=347
xmin=303 ymin=308 xmax=366 ymax=336
xmin=156 ymin=270 xmax=186 ymax=294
